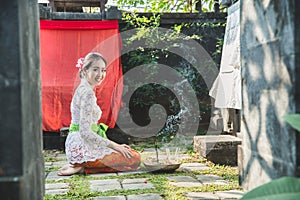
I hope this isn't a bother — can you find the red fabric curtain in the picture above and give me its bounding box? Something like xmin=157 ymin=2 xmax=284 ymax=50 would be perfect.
xmin=40 ymin=20 xmax=123 ymax=132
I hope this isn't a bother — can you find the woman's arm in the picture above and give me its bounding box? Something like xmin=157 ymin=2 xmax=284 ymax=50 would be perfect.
xmin=79 ymin=89 xmax=132 ymax=158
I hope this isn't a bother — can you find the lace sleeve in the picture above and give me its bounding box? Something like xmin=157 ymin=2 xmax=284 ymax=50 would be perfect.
xmin=79 ymin=89 xmax=110 ymax=147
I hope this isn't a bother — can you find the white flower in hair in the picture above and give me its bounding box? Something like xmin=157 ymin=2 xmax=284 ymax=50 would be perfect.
xmin=76 ymin=57 xmax=84 ymax=69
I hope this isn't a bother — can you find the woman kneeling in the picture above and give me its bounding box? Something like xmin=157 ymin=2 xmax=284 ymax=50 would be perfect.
xmin=57 ymin=52 xmax=140 ymax=176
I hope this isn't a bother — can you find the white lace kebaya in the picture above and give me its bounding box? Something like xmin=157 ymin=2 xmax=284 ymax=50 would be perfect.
xmin=65 ymin=79 xmax=115 ymax=164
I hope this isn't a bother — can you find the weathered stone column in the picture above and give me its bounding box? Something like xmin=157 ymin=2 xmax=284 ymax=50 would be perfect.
xmin=240 ymin=0 xmax=299 ymax=191
xmin=295 ymin=0 xmax=300 ymax=178
xmin=0 ymin=1 xmax=44 ymax=199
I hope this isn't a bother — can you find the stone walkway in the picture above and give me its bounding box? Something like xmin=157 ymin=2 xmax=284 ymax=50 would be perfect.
xmin=44 ymin=150 xmax=244 ymax=199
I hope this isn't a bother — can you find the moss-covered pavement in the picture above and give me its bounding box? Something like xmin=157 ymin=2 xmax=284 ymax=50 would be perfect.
xmin=44 ymin=148 xmax=244 ymax=200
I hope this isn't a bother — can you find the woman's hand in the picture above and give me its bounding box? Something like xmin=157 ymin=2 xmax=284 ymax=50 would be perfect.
xmin=121 ymin=144 xmax=131 ymax=149
xmin=109 ymin=142 xmax=133 ymax=158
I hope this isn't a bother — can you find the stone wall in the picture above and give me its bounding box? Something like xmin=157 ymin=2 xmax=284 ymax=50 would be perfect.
xmin=295 ymin=0 xmax=300 ymax=176
xmin=0 ymin=1 xmax=44 ymax=199
xmin=240 ymin=0 xmax=299 ymax=191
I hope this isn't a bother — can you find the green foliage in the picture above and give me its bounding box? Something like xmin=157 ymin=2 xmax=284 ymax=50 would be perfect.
xmin=117 ymin=0 xmax=202 ymax=13
xmin=212 ymin=37 xmax=223 ymax=58
xmin=283 ymin=114 xmax=300 ymax=132
xmin=122 ymin=12 xmax=201 ymax=49
xmin=116 ymin=0 xmax=227 ymax=13
xmin=121 ymin=11 xmax=204 ymax=110
xmin=45 ymin=166 xmax=61 ymax=173
xmin=182 ymin=21 xmax=225 ymax=62
xmin=241 ymin=177 xmax=300 ymax=200
xmin=185 ymin=143 xmax=196 ymax=154
xmin=120 ymin=5 xmax=224 ymax=144
xmin=122 ymin=11 xmax=160 ymax=28
xmin=201 ymin=0 xmax=215 ymax=12
xmin=115 ymin=0 xmax=233 ymax=13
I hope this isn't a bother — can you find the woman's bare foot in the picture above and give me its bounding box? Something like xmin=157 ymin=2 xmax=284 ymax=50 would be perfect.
xmin=57 ymin=164 xmax=69 ymax=172
xmin=57 ymin=164 xmax=84 ymax=176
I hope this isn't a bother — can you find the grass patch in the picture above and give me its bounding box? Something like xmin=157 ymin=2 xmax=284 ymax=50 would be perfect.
xmin=45 ymin=170 xmax=240 ymax=199
xmin=45 ymin=166 xmax=61 ymax=173
xmin=44 ymin=157 xmax=66 ymax=162
xmin=44 ymin=147 xmax=242 ymax=199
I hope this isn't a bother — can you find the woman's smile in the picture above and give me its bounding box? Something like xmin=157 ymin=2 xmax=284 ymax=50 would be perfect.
xmin=84 ymin=59 xmax=106 ymax=88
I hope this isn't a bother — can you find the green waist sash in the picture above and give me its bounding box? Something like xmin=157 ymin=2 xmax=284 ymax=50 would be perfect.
xmin=69 ymin=123 xmax=108 ymax=138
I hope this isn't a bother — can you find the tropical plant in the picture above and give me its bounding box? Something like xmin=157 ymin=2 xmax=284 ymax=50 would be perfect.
xmin=241 ymin=177 xmax=300 ymax=200
xmin=284 ymin=114 xmax=300 ymax=132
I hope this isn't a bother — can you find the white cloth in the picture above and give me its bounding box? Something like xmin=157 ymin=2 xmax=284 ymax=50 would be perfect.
xmin=209 ymin=66 xmax=241 ymax=109
xmin=65 ymin=79 xmax=115 ymax=164
xmin=209 ymin=2 xmax=241 ymax=110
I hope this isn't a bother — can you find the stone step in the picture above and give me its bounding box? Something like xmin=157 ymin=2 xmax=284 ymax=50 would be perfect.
xmin=193 ymin=135 xmax=242 ymax=166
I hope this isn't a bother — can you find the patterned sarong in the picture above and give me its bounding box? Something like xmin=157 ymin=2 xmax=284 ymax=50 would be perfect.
xmin=77 ymin=149 xmax=141 ymax=174
xmin=69 ymin=123 xmax=141 ymax=174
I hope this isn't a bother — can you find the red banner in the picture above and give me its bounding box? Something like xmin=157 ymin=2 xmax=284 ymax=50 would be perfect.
xmin=40 ymin=20 xmax=123 ymax=132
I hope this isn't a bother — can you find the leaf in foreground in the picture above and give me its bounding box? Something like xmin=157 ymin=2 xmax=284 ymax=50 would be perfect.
xmin=241 ymin=177 xmax=300 ymax=200
xmin=283 ymin=114 xmax=300 ymax=132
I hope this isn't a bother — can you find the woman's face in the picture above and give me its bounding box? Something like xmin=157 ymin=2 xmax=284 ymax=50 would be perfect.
xmin=84 ymin=59 xmax=106 ymax=88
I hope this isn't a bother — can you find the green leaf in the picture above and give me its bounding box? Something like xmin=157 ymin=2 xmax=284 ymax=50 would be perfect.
xmin=241 ymin=177 xmax=300 ymax=200
xmin=283 ymin=114 xmax=300 ymax=132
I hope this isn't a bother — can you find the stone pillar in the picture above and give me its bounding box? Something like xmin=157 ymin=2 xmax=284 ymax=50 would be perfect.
xmin=295 ymin=0 xmax=300 ymax=177
xmin=240 ymin=0 xmax=299 ymax=191
xmin=0 ymin=1 xmax=44 ymax=199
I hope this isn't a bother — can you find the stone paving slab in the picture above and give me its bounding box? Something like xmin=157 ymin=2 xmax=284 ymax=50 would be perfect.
xmin=169 ymin=181 xmax=203 ymax=187
xmin=167 ymin=176 xmax=203 ymax=187
xmin=45 ymin=162 xmax=53 ymax=167
xmin=186 ymin=192 xmax=219 ymax=200
xmin=122 ymin=178 xmax=148 ymax=184
xmin=88 ymin=172 xmax=118 ymax=178
xmin=127 ymin=193 xmax=164 ymax=200
xmin=52 ymin=160 xmax=68 ymax=167
xmin=45 ymin=182 xmax=69 ymax=190
xmin=117 ymin=169 xmax=145 ymax=176
xmin=178 ymin=162 xmax=210 ymax=172
xmin=56 ymin=153 xmax=67 ymax=159
xmin=46 ymin=171 xmax=71 ymax=181
xmin=215 ymin=190 xmax=244 ymax=199
xmin=93 ymin=196 xmax=126 ymax=200
xmin=186 ymin=190 xmax=243 ymax=200
xmin=90 ymin=179 xmax=122 ymax=192
xmin=122 ymin=178 xmax=154 ymax=190
xmin=167 ymin=176 xmax=199 ymax=183
xmin=122 ymin=182 xmax=154 ymax=190
xmin=196 ymin=174 xmax=229 ymax=185
xmin=45 ymin=188 xmax=69 ymax=195
xmin=45 ymin=183 xmax=69 ymax=195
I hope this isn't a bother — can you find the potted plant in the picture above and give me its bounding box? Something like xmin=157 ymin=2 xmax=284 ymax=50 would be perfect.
xmin=143 ymin=113 xmax=182 ymax=173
